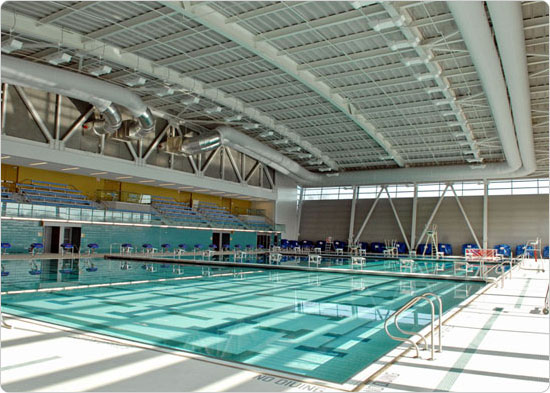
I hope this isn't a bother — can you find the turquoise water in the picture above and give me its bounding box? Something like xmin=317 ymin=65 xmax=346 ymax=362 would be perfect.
xmin=166 ymin=253 xmax=493 ymax=277
xmin=1 ymin=258 xmax=485 ymax=383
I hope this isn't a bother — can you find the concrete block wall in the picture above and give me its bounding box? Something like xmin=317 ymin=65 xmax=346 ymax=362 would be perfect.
xmin=299 ymin=194 xmax=549 ymax=256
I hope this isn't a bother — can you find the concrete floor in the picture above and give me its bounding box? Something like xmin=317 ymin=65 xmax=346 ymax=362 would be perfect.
xmin=1 ymin=259 xmax=548 ymax=392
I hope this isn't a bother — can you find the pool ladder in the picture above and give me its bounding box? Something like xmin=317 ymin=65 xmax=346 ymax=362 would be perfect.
xmin=384 ymin=292 xmax=443 ymax=360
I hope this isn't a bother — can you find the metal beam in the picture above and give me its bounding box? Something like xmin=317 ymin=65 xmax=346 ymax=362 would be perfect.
xmin=188 ymin=155 xmax=198 ymax=174
xmin=1 ymin=10 xmax=335 ymax=172
xmin=416 ymin=184 xmax=450 ymax=247
xmin=353 ymin=186 xmax=385 ymax=244
xmin=1 ymin=83 xmax=7 ymax=131
xmin=125 ymin=141 xmax=138 ymax=162
xmin=122 ymin=26 xmax=209 ymax=54
xmin=245 ymin=161 xmax=260 ymax=183
xmin=14 ymin=86 xmax=53 ymax=143
xmin=201 ymin=146 xmax=220 ymax=174
xmin=483 ymin=180 xmax=488 ymax=249
xmin=263 ymin=165 xmax=275 ymax=189
xmin=411 ymin=184 xmax=418 ymax=248
xmin=449 ymin=184 xmax=481 ymax=248
xmin=54 ymin=94 xmax=61 ymax=140
xmin=160 ymin=2 xmax=405 ymax=167
xmin=225 ymin=147 xmax=244 ymax=183
xmin=348 ymin=186 xmax=358 ymax=246
xmin=225 ymin=2 xmax=307 ymax=24
xmin=61 ymin=107 xmax=94 ymax=143
xmin=86 ymin=7 xmax=175 ymax=40
xmin=143 ymin=125 xmax=169 ymax=161
xmin=385 ymin=187 xmax=411 ymax=251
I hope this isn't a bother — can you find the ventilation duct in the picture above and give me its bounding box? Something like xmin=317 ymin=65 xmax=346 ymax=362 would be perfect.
xmin=1 ymin=55 xmax=155 ymax=137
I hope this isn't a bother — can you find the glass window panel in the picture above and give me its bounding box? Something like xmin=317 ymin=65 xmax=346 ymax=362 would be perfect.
xmin=489 ymin=188 xmax=511 ymax=195
xmin=321 ymin=194 xmax=339 ymax=200
xmin=462 ymin=189 xmax=484 ymax=196
xmin=513 ymin=180 xmax=538 ymax=188
xmin=489 ymin=181 xmax=511 ymax=189
xmin=513 ymin=188 xmax=537 ymax=195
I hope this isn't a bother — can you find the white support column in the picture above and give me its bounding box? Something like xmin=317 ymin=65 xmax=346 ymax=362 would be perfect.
xmin=411 ymin=184 xmax=418 ymax=249
xmin=483 ymin=180 xmax=489 ymax=249
xmin=1 ymin=83 xmax=8 ymax=131
xmin=385 ymin=187 xmax=410 ymax=251
xmin=450 ymin=184 xmax=482 ymax=248
xmin=296 ymin=186 xmax=305 ymax=238
xmin=353 ymin=186 xmax=385 ymax=244
xmin=348 ymin=186 xmax=359 ymax=245
xmin=416 ymin=184 xmax=450 ymax=247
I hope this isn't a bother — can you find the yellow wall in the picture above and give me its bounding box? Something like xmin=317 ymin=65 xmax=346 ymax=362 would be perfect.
xmin=2 ymin=164 xmax=254 ymax=208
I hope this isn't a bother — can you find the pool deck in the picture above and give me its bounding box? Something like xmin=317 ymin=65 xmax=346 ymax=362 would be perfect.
xmin=1 ymin=258 xmax=548 ymax=392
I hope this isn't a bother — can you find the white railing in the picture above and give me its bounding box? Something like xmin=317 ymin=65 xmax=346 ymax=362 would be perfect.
xmin=384 ymin=292 xmax=443 ymax=360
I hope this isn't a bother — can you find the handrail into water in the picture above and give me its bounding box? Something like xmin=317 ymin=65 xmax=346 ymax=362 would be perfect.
xmin=384 ymin=292 xmax=443 ymax=360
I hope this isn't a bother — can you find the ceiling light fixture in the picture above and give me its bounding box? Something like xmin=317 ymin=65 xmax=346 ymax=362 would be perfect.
xmin=115 ymin=176 xmax=132 ymax=180
xmin=90 ymin=171 xmax=107 ymax=176
xmin=370 ymin=15 xmax=406 ymax=32
xmin=388 ymin=37 xmax=420 ymax=51
xmin=1 ymin=38 xmax=23 ymax=54
xmin=181 ymin=97 xmax=200 ymax=106
xmin=243 ymin=123 xmax=259 ymax=130
xmin=205 ymin=106 xmax=222 ymax=114
xmin=44 ymin=52 xmax=72 ymax=65
xmin=154 ymin=87 xmax=174 ymax=97
xmin=139 ymin=179 xmax=155 ymax=183
xmin=86 ymin=65 xmax=112 ymax=76
xmin=259 ymin=131 xmax=274 ymax=138
xmin=1 ymin=155 xmax=11 ymax=159
xmin=224 ymin=114 xmax=242 ymax=122
xmin=29 ymin=161 xmax=47 ymax=166
xmin=272 ymin=139 xmax=289 ymax=145
xmin=121 ymin=76 xmax=147 ymax=87
xmin=318 ymin=167 xmax=333 ymax=172
xmin=61 ymin=167 xmax=79 ymax=171
xmin=158 ymin=183 xmax=175 ymax=186
xmin=350 ymin=1 xmax=377 ymax=9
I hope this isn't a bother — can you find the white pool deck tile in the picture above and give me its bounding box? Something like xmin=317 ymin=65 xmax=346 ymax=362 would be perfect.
xmin=1 ymin=259 xmax=549 ymax=392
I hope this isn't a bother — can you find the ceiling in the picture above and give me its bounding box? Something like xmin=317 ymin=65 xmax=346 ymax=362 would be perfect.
xmin=1 ymin=1 xmax=548 ymax=178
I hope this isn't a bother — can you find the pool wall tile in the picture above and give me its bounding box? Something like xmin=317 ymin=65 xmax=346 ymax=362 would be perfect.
xmin=1 ymin=220 xmax=43 ymax=252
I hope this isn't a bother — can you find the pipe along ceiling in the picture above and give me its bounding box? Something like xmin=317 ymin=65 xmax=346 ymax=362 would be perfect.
xmin=0 ymin=2 xmax=535 ymax=186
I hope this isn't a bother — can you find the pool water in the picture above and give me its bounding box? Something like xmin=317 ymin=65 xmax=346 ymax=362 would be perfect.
xmin=167 ymin=253 xmax=495 ymax=277
xmin=1 ymin=259 xmax=485 ymax=383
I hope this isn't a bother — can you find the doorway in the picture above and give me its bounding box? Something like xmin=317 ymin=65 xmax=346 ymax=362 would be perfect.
xmin=257 ymin=234 xmax=270 ymax=250
xmin=212 ymin=232 xmax=231 ymax=250
xmin=43 ymin=225 xmax=82 ymax=253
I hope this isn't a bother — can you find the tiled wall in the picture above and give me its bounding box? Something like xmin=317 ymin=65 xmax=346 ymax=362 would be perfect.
xmin=1 ymin=220 xmax=262 ymax=254
xmin=1 ymin=220 xmax=43 ymax=253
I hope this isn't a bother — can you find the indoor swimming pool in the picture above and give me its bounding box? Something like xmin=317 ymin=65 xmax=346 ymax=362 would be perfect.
xmin=1 ymin=258 xmax=486 ymax=383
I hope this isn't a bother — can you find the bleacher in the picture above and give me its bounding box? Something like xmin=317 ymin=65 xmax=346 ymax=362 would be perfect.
xmin=240 ymin=216 xmax=274 ymax=231
xmin=17 ymin=180 xmax=97 ymax=209
xmin=151 ymin=196 xmax=209 ymax=227
xmin=1 ymin=181 xmax=18 ymax=203
xmin=197 ymin=201 xmax=245 ymax=228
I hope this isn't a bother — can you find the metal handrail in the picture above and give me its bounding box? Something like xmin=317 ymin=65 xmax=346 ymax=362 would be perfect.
xmin=384 ymin=292 xmax=443 ymax=360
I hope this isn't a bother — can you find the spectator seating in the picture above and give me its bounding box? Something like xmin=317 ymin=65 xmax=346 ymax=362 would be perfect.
xmin=543 ymin=246 xmax=549 ymax=259
xmin=516 ymin=244 xmax=535 ymax=258
xmin=17 ymin=180 xmax=96 ymax=209
xmin=395 ymin=242 xmax=408 ymax=254
xmin=151 ymin=196 xmax=209 ymax=226
xmin=197 ymin=201 xmax=245 ymax=228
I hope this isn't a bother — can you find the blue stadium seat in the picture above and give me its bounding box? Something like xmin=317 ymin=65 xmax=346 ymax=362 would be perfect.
xmin=359 ymin=242 xmax=369 ymax=251
xmin=396 ymin=242 xmax=408 ymax=254
xmin=438 ymin=243 xmax=452 ymax=256
xmin=516 ymin=244 xmax=535 ymax=258
xmin=543 ymin=246 xmax=549 ymax=259
xmin=417 ymin=243 xmax=432 ymax=255
xmin=494 ymin=244 xmax=512 ymax=258
xmin=371 ymin=242 xmax=385 ymax=253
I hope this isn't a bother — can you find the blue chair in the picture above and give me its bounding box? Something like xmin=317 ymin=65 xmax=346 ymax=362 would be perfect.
xmin=161 ymin=243 xmax=171 ymax=252
xmin=396 ymin=242 xmax=408 ymax=254
xmin=359 ymin=242 xmax=369 ymax=251
xmin=438 ymin=243 xmax=452 ymax=256
xmin=209 ymin=244 xmax=218 ymax=250
xmin=121 ymin=243 xmax=133 ymax=253
xmin=194 ymin=244 xmax=202 ymax=251
xmin=142 ymin=243 xmax=156 ymax=253
xmin=462 ymin=243 xmax=479 ymax=256
xmin=258 ymin=244 xmax=264 ymax=250
xmin=371 ymin=242 xmax=385 ymax=253
xmin=494 ymin=244 xmax=512 ymax=258
xmin=245 ymin=244 xmax=252 ymax=251
xmin=87 ymin=243 xmax=99 ymax=254
xmin=516 ymin=244 xmax=535 ymax=258
xmin=233 ymin=244 xmax=241 ymax=250
xmin=1 ymin=242 xmax=11 ymax=254
xmin=1 ymin=265 xmax=9 ymax=277
xmin=29 ymin=242 xmax=44 ymax=255
xmin=417 ymin=243 xmax=432 ymax=255
xmin=178 ymin=243 xmax=187 ymax=251
xmin=222 ymin=243 xmax=231 ymax=251
xmin=315 ymin=240 xmax=326 ymax=249
xmin=543 ymin=246 xmax=549 ymax=259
